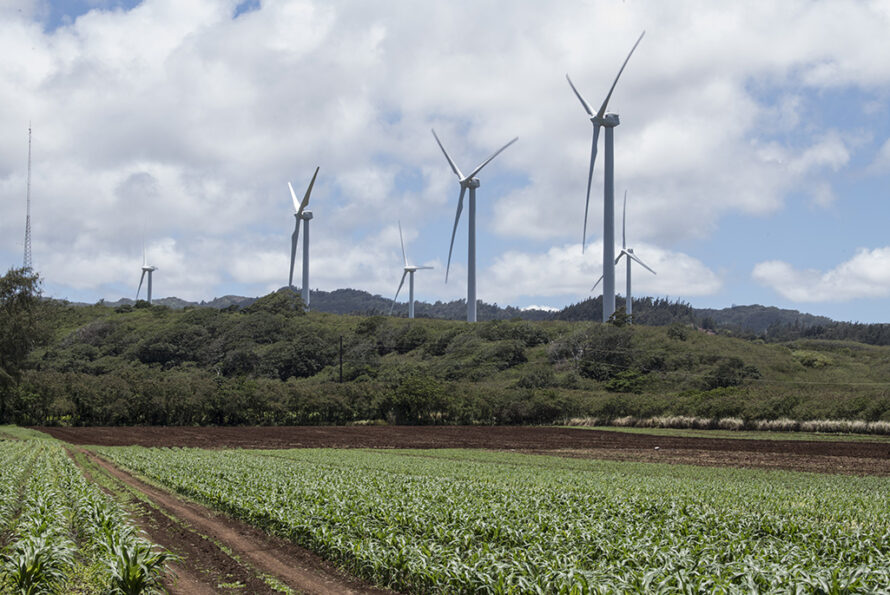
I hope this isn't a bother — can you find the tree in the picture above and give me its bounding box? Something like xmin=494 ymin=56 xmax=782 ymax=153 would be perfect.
xmin=0 ymin=268 xmax=44 ymax=422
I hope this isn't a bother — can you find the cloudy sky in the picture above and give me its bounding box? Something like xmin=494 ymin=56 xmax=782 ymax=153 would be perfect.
xmin=2 ymin=0 xmax=890 ymax=322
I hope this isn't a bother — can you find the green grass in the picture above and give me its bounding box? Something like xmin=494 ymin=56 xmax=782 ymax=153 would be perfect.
xmin=98 ymin=446 xmax=890 ymax=593
xmin=0 ymin=425 xmax=58 ymax=441
xmin=568 ymin=424 xmax=890 ymax=443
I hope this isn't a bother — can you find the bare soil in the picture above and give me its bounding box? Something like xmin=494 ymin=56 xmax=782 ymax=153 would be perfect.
xmin=40 ymin=425 xmax=890 ymax=476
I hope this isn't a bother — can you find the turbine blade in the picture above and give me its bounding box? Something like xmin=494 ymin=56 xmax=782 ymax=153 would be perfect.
xmin=398 ymin=220 xmax=408 ymax=267
xmin=289 ymin=222 xmax=299 ymax=287
xmin=596 ymin=30 xmax=646 ymax=119
xmin=591 ymin=274 xmax=604 ymax=292
xmin=136 ymin=270 xmax=146 ymax=300
xmin=629 ymin=252 xmax=657 ymax=275
xmin=390 ymin=270 xmax=408 ymax=315
xmin=622 ymin=190 xmax=627 ymax=250
xmin=299 ymin=166 xmax=319 ymax=214
xmin=445 ymin=185 xmax=466 ymax=283
xmin=615 ymin=251 xmax=625 ymax=265
xmin=565 ymin=73 xmax=594 ymax=116
xmin=431 ymin=129 xmax=464 ymax=179
xmin=466 ymin=137 xmax=518 ymax=180
xmin=288 ymin=181 xmax=300 ymax=212
xmin=582 ymin=123 xmax=601 ymax=253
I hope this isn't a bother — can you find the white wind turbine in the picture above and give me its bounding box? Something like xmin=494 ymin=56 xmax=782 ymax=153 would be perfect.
xmin=592 ymin=191 xmax=656 ymax=323
xmin=567 ymin=30 xmax=645 ymax=322
xmin=288 ymin=166 xmax=319 ymax=309
xmin=389 ymin=221 xmax=433 ymax=319
xmin=432 ymin=129 xmax=518 ymax=323
xmin=136 ymin=241 xmax=157 ymax=304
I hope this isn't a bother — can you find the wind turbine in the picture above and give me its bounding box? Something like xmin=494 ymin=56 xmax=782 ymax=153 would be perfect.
xmin=592 ymin=191 xmax=656 ymax=323
xmin=136 ymin=242 xmax=157 ymax=304
xmin=389 ymin=221 xmax=433 ymax=319
xmin=432 ymin=129 xmax=518 ymax=323
xmin=567 ymin=30 xmax=645 ymax=322
xmin=288 ymin=166 xmax=319 ymax=309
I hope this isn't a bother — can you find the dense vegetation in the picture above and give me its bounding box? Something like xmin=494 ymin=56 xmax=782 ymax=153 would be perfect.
xmin=2 ymin=281 xmax=889 ymax=426
xmin=0 ymin=427 xmax=172 ymax=593
xmin=100 ymin=446 xmax=890 ymax=593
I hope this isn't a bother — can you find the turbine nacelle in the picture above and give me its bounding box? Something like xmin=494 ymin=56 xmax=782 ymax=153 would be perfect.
xmin=596 ymin=113 xmax=620 ymax=127
xmin=141 ymin=265 xmax=157 ymax=272
xmin=301 ymin=209 xmax=314 ymax=221
xmin=460 ymin=178 xmax=481 ymax=189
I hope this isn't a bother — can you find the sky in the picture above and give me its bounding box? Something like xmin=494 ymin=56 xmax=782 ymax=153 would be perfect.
xmin=2 ymin=0 xmax=890 ymax=322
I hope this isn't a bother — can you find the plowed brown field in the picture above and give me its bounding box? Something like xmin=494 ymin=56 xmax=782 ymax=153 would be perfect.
xmin=42 ymin=425 xmax=890 ymax=475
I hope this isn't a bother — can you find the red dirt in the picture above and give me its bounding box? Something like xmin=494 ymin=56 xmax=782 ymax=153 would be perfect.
xmin=40 ymin=425 xmax=890 ymax=476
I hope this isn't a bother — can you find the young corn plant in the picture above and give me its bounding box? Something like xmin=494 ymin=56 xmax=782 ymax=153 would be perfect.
xmin=1 ymin=533 xmax=74 ymax=595
xmin=101 ymin=533 xmax=175 ymax=595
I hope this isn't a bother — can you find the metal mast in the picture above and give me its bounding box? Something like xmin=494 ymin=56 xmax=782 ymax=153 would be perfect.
xmin=23 ymin=123 xmax=32 ymax=270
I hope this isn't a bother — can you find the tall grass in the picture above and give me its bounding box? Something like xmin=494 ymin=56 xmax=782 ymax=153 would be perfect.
xmin=567 ymin=416 xmax=890 ymax=435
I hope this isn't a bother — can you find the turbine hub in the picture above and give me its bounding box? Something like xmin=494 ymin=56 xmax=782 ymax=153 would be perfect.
xmin=301 ymin=209 xmax=314 ymax=220
xmin=463 ymin=178 xmax=480 ymax=189
xmin=601 ymin=113 xmax=620 ymax=127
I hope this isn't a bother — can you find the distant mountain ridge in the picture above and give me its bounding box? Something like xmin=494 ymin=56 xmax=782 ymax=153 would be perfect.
xmin=87 ymin=287 xmax=841 ymax=334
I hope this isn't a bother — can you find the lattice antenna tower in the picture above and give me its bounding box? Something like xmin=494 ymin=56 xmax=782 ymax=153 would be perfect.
xmin=23 ymin=123 xmax=33 ymax=270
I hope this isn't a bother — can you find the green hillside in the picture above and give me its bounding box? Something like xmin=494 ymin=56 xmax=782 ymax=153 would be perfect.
xmin=5 ymin=288 xmax=890 ymax=427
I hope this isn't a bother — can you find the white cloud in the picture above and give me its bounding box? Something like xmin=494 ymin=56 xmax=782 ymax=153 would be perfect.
xmin=753 ymin=247 xmax=890 ymax=302
xmin=485 ymin=241 xmax=721 ymax=305
xmin=1 ymin=0 xmax=889 ymax=309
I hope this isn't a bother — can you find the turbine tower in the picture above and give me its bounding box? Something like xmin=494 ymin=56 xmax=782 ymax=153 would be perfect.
xmin=136 ymin=242 xmax=157 ymax=304
xmin=592 ymin=191 xmax=656 ymax=323
xmin=432 ymin=129 xmax=518 ymax=323
xmin=567 ymin=30 xmax=645 ymax=322
xmin=288 ymin=166 xmax=319 ymax=310
xmin=389 ymin=221 xmax=433 ymax=319
xmin=23 ymin=123 xmax=32 ymax=270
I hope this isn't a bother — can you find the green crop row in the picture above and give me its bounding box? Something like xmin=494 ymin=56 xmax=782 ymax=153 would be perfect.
xmin=0 ymin=438 xmax=173 ymax=594
xmin=98 ymin=447 xmax=890 ymax=594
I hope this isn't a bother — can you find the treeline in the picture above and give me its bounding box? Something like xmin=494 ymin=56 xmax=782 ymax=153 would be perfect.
xmin=763 ymin=321 xmax=890 ymax=346
xmin=103 ymin=285 xmax=890 ymax=345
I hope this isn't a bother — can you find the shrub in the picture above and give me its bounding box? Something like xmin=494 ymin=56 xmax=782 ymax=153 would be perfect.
xmin=516 ymin=367 xmax=556 ymax=389
xmin=792 ymin=350 xmax=832 ymax=368
xmin=667 ymin=324 xmax=689 ymax=341
xmin=604 ymin=369 xmax=646 ymax=393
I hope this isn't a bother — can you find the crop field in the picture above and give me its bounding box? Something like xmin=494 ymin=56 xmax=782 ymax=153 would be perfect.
xmin=99 ymin=445 xmax=890 ymax=594
xmin=0 ymin=433 xmax=171 ymax=594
